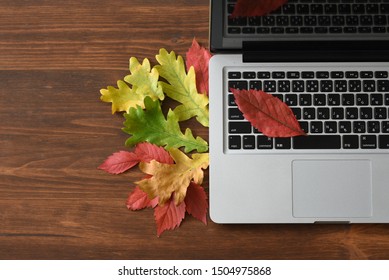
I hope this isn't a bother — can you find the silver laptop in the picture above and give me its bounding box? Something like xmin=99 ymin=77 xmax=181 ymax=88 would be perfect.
xmin=209 ymin=0 xmax=389 ymax=223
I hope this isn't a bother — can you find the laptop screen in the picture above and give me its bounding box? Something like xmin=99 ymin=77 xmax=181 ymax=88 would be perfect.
xmin=211 ymin=0 xmax=389 ymax=51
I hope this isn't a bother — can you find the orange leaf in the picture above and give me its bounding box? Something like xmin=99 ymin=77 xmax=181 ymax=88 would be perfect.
xmin=232 ymin=89 xmax=305 ymax=137
xmin=231 ymin=0 xmax=288 ymax=18
xmin=185 ymin=38 xmax=212 ymax=95
xmin=154 ymin=195 xmax=186 ymax=237
xmin=185 ymin=182 xmax=208 ymax=225
xmin=126 ymin=186 xmax=158 ymax=211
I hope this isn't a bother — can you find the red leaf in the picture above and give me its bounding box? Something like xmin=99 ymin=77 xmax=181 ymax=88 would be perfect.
xmin=231 ymin=0 xmax=288 ymax=17
xmin=126 ymin=186 xmax=158 ymax=210
xmin=154 ymin=196 xmax=186 ymax=236
xmin=185 ymin=182 xmax=208 ymax=225
xmin=232 ymin=89 xmax=305 ymax=137
xmin=98 ymin=151 xmax=139 ymax=174
xmin=185 ymin=38 xmax=213 ymax=95
xmin=134 ymin=142 xmax=173 ymax=164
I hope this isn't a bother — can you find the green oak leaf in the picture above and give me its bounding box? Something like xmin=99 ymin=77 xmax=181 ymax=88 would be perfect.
xmin=123 ymin=96 xmax=208 ymax=153
xmin=155 ymin=49 xmax=209 ymax=127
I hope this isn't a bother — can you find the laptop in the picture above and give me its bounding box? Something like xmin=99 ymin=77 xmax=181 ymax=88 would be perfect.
xmin=209 ymin=0 xmax=389 ymax=223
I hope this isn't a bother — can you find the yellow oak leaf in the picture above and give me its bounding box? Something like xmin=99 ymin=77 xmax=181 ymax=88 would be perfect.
xmin=124 ymin=57 xmax=164 ymax=101
xmin=100 ymin=80 xmax=144 ymax=114
xmin=155 ymin=49 xmax=209 ymax=127
xmin=136 ymin=148 xmax=209 ymax=205
xmin=100 ymin=57 xmax=164 ymax=114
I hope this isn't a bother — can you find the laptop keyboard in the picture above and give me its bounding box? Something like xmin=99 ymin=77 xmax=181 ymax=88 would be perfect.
xmin=227 ymin=0 xmax=389 ymax=36
xmin=226 ymin=65 xmax=389 ymax=151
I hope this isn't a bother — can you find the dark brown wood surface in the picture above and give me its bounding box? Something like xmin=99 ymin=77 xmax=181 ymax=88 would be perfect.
xmin=1 ymin=0 xmax=389 ymax=260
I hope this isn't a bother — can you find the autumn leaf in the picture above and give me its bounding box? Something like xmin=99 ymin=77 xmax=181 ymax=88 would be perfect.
xmin=185 ymin=38 xmax=212 ymax=95
xmin=137 ymin=148 xmax=209 ymax=205
xmin=99 ymin=143 xmax=173 ymax=174
xmin=231 ymin=0 xmax=288 ymax=17
xmin=124 ymin=57 xmax=164 ymax=101
xmin=126 ymin=186 xmax=158 ymax=210
xmin=232 ymin=89 xmax=305 ymax=137
xmin=98 ymin=150 xmax=139 ymax=174
xmin=134 ymin=142 xmax=173 ymax=164
xmin=100 ymin=80 xmax=144 ymax=114
xmin=123 ymin=96 xmax=208 ymax=153
xmin=100 ymin=57 xmax=164 ymax=114
xmin=154 ymin=195 xmax=186 ymax=237
xmin=185 ymin=182 xmax=208 ymax=225
xmin=155 ymin=48 xmax=209 ymax=127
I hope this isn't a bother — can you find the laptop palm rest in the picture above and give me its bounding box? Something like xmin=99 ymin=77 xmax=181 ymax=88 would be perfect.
xmin=292 ymin=160 xmax=372 ymax=218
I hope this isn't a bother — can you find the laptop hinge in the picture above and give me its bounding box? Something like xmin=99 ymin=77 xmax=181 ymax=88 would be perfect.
xmin=243 ymin=40 xmax=389 ymax=63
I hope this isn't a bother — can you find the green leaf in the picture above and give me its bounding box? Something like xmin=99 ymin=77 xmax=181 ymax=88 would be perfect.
xmin=155 ymin=49 xmax=209 ymax=127
xmin=124 ymin=57 xmax=164 ymax=101
xmin=123 ymin=97 xmax=208 ymax=153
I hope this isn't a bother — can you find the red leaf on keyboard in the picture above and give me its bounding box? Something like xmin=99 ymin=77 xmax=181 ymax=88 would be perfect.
xmin=231 ymin=0 xmax=288 ymax=18
xmin=185 ymin=38 xmax=212 ymax=95
xmin=231 ymin=89 xmax=306 ymax=137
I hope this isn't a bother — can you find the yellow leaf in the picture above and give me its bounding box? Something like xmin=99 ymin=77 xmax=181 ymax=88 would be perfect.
xmin=100 ymin=57 xmax=164 ymax=114
xmin=155 ymin=49 xmax=209 ymax=127
xmin=124 ymin=57 xmax=164 ymax=101
xmin=136 ymin=148 xmax=209 ymax=205
xmin=100 ymin=80 xmax=144 ymax=114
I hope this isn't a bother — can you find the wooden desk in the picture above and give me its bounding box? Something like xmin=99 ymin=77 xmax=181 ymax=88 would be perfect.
xmin=1 ymin=0 xmax=389 ymax=260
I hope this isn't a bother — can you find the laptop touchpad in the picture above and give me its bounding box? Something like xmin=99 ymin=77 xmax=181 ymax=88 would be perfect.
xmin=292 ymin=160 xmax=372 ymax=218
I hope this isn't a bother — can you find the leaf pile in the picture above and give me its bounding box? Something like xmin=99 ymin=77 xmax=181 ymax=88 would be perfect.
xmin=99 ymin=39 xmax=211 ymax=236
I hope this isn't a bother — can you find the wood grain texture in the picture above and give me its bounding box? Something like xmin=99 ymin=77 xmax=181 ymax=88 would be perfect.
xmin=1 ymin=0 xmax=389 ymax=260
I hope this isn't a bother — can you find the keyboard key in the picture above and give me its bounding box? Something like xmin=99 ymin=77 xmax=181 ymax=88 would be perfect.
xmin=320 ymin=80 xmax=333 ymax=92
xmin=356 ymin=94 xmax=369 ymax=105
xmin=346 ymin=71 xmax=359 ymax=78
xmin=377 ymin=80 xmax=389 ymax=91
xmin=243 ymin=135 xmax=255 ymax=149
xmin=299 ymin=121 xmax=309 ymax=133
xmin=361 ymin=135 xmax=377 ymax=149
xmin=339 ymin=121 xmax=352 ymax=133
xmin=275 ymin=138 xmax=291 ymax=149
xmin=343 ymin=135 xmax=359 ymax=149
xmin=228 ymin=94 xmax=236 ymax=106
xmin=292 ymin=80 xmax=305 ymax=92
xmin=314 ymin=94 xmax=326 ymax=106
xmin=249 ymin=80 xmax=262 ymax=90
xmin=228 ymin=72 xmax=241 ymax=79
xmin=243 ymin=72 xmax=256 ymax=79
xmin=300 ymin=94 xmax=312 ymax=106
xmin=360 ymin=107 xmax=373 ymax=119
xmin=332 ymin=107 xmax=344 ymax=119
xmin=285 ymin=94 xmax=298 ymax=106
xmin=328 ymin=94 xmax=341 ymax=106
xmin=346 ymin=107 xmax=358 ymax=119
xmin=293 ymin=135 xmax=341 ymax=149
xmin=354 ymin=121 xmax=366 ymax=133
xmin=371 ymin=94 xmax=383 ymax=105
xmin=258 ymin=72 xmax=271 ymax=79
xmin=325 ymin=121 xmax=337 ymax=133
xmin=228 ymin=108 xmax=244 ymax=120
xmin=303 ymin=108 xmax=316 ymax=119
xmin=317 ymin=107 xmax=330 ymax=119
xmin=382 ymin=121 xmax=389 ymax=133
xmin=306 ymin=80 xmax=319 ymax=92
xmin=348 ymin=80 xmax=362 ymax=92
xmin=368 ymin=121 xmax=380 ymax=133
xmin=335 ymin=80 xmax=347 ymax=92
xmin=374 ymin=107 xmax=387 ymax=119
xmin=228 ymin=80 xmax=248 ymax=91
xmin=342 ymin=94 xmax=355 ymax=105
xmin=229 ymin=136 xmax=241 ymax=149
xmin=310 ymin=121 xmax=323 ymax=133
xmin=229 ymin=122 xmax=252 ymax=133
xmin=375 ymin=71 xmax=388 ymax=78
xmin=277 ymin=80 xmax=290 ymax=92
xmin=363 ymin=80 xmax=376 ymax=92
xmin=257 ymin=136 xmax=273 ymax=149
xmin=331 ymin=71 xmax=344 ymax=79
xmin=301 ymin=71 xmax=314 ymax=78
xmin=379 ymin=135 xmax=389 ymax=149
xmin=264 ymin=80 xmax=276 ymax=92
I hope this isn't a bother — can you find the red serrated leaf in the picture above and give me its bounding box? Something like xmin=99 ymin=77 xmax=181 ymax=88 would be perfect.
xmin=98 ymin=151 xmax=139 ymax=174
xmin=126 ymin=186 xmax=158 ymax=210
xmin=232 ymin=89 xmax=305 ymax=137
xmin=185 ymin=38 xmax=212 ymax=95
xmin=154 ymin=196 xmax=186 ymax=236
xmin=231 ymin=0 xmax=288 ymax=17
xmin=184 ymin=182 xmax=208 ymax=225
xmin=134 ymin=142 xmax=173 ymax=164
